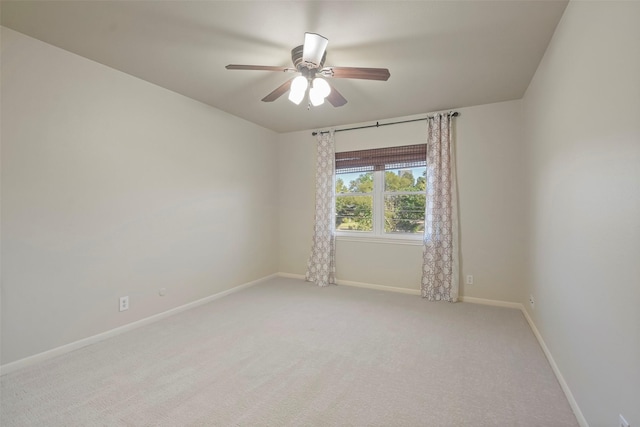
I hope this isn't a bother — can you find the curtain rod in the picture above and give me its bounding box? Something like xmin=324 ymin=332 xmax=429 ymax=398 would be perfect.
xmin=311 ymin=111 xmax=459 ymax=136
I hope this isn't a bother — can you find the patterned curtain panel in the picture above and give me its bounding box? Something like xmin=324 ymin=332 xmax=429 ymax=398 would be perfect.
xmin=306 ymin=131 xmax=336 ymax=287
xmin=421 ymin=113 xmax=459 ymax=301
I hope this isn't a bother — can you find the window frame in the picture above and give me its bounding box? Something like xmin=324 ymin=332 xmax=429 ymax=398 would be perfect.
xmin=335 ymin=167 xmax=426 ymax=245
xmin=335 ymin=178 xmax=374 ymax=233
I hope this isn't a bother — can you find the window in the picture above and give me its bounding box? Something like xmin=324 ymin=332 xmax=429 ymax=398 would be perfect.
xmin=335 ymin=171 xmax=374 ymax=232
xmin=383 ymin=167 xmax=426 ymax=233
xmin=335 ymin=144 xmax=427 ymax=241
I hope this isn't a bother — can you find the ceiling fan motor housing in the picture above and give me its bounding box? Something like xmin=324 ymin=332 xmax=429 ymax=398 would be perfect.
xmin=291 ymin=45 xmax=326 ymax=71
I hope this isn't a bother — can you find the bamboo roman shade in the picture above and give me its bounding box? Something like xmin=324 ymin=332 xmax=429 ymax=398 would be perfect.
xmin=335 ymin=144 xmax=427 ymax=175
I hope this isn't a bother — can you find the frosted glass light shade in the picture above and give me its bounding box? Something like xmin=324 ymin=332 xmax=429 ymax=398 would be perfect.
xmin=312 ymin=78 xmax=331 ymax=98
xmin=309 ymin=78 xmax=331 ymax=106
xmin=288 ymin=76 xmax=308 ymax=105
xmin=309 ymin=87 xmax=325 ymax=106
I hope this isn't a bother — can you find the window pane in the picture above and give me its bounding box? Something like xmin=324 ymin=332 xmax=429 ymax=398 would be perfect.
xmin=336 ymin=195 xmax=373 ymax=231
xmin=336 ymin=172 xmax=373 ymax=194
xmin=384 ymin=167 xmax=426 ymax=192
xmin=384 ymin=194 xmax=426 ymax=233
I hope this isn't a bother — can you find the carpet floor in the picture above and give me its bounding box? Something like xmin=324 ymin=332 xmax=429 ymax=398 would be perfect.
xmin=1 ymin=277 xmax=578 ymax=426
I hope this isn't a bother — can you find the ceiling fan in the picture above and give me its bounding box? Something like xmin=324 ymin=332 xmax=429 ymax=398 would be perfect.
xmin=226 ymin=33 xmax=390 ymax=108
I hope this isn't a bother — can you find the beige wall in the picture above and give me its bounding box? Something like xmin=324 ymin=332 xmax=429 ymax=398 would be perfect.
xmin=1 ymin=28 xmax=279 ymax=364
xmin=522 ymin=1 xmax=640 ymax=425
xmin=4 ymin=3 xmax=639 ymax=424
xmin=278 ymin=100 xmax=527 ymax=302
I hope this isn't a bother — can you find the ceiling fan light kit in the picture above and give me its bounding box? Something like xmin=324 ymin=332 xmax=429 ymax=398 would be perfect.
xmin=226 ymin=32 xmax=390 ymax=108
xmin=310 ymin=77 xmax=331 ymax=106
xmin=288 ymin=75 xmax=308 ymax=105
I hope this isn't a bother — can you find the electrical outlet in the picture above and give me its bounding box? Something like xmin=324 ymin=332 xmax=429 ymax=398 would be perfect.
xmin=619 ymin=414 xmax=630 ymax=427
xmin=119 ymin=296 xmax=129 ymax=312
xmin=529 ymin=294 xmax=535 ymax=309
xmin=466 ymin=275 xmax=474 ymax=285
xmin=159 ymin=288 xmax=166 ymax=296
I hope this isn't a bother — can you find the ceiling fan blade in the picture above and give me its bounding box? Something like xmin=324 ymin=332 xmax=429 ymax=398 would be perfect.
xmin=326 ymin=84 xmax=347 ymax=107
xmin=323 ymin=67 xmax=390 ymax=81
xmin=226 ymin=64 xmax=293 ymax=72
xmin=261 ymin=78 xmax=294 ymax=102
xmin=302 ymin=33 xmax=328 ymax=68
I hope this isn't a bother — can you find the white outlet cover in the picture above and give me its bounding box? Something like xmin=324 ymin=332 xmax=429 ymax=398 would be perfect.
xmin=119 ymin=296 xmax=129 ymax=312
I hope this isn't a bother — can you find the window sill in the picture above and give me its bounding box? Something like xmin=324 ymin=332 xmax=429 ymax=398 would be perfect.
xmin=336 ymin=233 xmax=423 ymax=246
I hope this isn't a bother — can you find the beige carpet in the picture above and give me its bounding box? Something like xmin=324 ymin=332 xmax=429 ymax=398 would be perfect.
xmin=1 ymin=277 xmax=578 ymax=426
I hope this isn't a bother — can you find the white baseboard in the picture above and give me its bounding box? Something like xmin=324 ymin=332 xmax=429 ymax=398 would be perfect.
xmin=0 ymin=274 xmax=277 ymax=376
xmin=277 ymin=272 xmax=420 ymax=295
xmin=459 ymin=295 xmax=522 ymax=310
xmin=336 ymin=278 xmax=421 ymax=295
xmin=277 ymin=272 xmax=305 ymax=280
xmin=278 ymin=271 xmax=586 ymax=426
xmin=520 ymin=307 xmax=588 ymax=427
xmin=3 ymin=271 xmax=588 ymax=426
xmin=278 ymin=273 xmax=420 ymax=295
xmin=279 ymin=272 xmax=522 ymax=301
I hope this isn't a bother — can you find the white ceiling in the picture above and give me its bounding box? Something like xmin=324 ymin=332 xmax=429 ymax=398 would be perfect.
xmin=1 ymin=1 xmax=568 ymax=133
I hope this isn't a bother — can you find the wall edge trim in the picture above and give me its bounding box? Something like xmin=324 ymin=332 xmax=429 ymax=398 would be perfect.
xmin=459 ymin=295 xmax=522 ymax=309
xmin=0 ymin=274 xmax=278 ymax=376
xmin=520 ymin=307 xmax=589 ymax=427
xmin=3 ymin=271 xmax=588 ymax=427
xmin=278 ymin=272 xmax=587 ymax=426
xmin=278 ymin=272 xmax=421 ymax=295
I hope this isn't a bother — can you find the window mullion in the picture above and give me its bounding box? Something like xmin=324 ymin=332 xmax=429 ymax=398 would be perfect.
xmin=373 ymin=170 xmax=384 ymax=235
